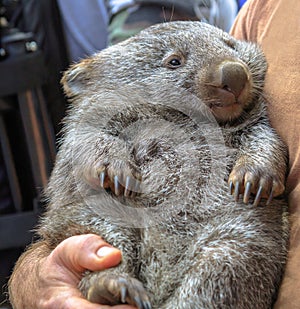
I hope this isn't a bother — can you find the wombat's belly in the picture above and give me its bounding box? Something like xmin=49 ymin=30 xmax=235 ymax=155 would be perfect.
xmin=133 ymin=200 xmax=288 ymax=308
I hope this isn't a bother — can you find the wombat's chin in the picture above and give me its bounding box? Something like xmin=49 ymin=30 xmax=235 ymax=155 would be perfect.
xmin=209 ymin=103 xmax=244 ymax=123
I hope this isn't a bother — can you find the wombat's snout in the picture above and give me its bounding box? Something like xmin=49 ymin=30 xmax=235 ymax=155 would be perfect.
xmin=219 ymin=61 xmax=249 ymax=99
xmin=202 ymin=60 xmax=252 ymax=122
xmin=206 ymin=60 xmax=251 ymax=107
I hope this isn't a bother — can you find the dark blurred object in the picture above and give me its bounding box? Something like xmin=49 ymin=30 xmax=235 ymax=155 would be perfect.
xmin=0 ymin=0 xmax=19 ymax=21
xmin=237 ymin=0 xmax=247 ymax=10
xmin=57 ymin=0 xmax=109 ymax=62
xmin=106 ymin=0 xmax=238 ymax=45
xmin=0 ymin=1 xmax=39 ymax=60
xmin=3 ymin=0 xmax=70 ymax=133
xmin=0 ymin=0 xmax=69 ymax=305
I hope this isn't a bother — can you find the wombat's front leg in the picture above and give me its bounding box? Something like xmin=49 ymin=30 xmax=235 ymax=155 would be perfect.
xmin=83 ymin=132 xmax=142 ymax=197
xmin=79 ymin=269 xmax=151 ymax=309
xmin=228 ymin=124 xmax=287 ymax=206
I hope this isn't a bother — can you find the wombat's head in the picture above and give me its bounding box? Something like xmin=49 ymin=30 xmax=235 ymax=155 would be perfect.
xmin=62 ymin=21 xmax=267 ymax=124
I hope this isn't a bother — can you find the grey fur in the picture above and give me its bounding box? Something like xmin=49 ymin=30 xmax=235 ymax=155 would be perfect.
xmin=38 ymin=22 xmax=288 ymax=308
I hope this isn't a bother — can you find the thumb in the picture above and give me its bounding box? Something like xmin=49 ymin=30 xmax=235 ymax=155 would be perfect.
xmin=52 ymin=234 xmax=122 ymax=274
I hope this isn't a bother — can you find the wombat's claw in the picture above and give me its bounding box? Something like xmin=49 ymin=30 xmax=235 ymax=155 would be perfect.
xmin=243 ymin=181 xmax=252 ymax=204
xmin=243 ymin=182 xmax=264 ymax=206
xmin=97 ymin=164 xmax=141 ymax=197
xmin=114 ymin=175 xmax=120 ymax=196
xmin=229 ymin=180 xmax=241 ymax=202
xmin=117 ymin=278 xmax=151 ymax=309
xmin=124 ymin=176 xmax=139 ymax=197
xmin=229 ymin=179 xmax=270 ymax=206
xmin=124 ymin=176 xmax=130 ymax=197
xmin=99 ymin=171 xmax=105 ymax=188
xmin=112 ymin=175 xmax=140 ymax=197
xmin=228 ymin=167 xmax=284 ymax=206
xmin=252 ymin=184 xmax=263 ymax=207
xmin=266 ymin=188 xmax=274 ymax=205
xmin=87 ymin=274 xmax=151 ymax=309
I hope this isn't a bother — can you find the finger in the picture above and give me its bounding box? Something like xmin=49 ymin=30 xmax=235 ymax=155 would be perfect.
xmin=243 ymin=181 xmax=252 ymax=204
xmin=253 ymin=185 xmax=263 ymax=206
xmin=53 ymin=234 xmax=122 ymax=273
xmin=64 ymin=296 xmax=135 ymax=309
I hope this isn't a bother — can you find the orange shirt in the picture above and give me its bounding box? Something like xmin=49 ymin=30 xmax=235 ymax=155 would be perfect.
xmin=231 ymin=1 xmax=300 ymax=307
xmin=231 ymin=0 xmax=300 ymax=213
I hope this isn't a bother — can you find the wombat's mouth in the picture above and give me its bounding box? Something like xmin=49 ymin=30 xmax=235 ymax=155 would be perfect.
xmin=209 ymin=101 xmax=245 ymax=123
xmin=210 ymin=87 xmax=244 ymax=106
xmin=206 ymin=84 xmax=251 ymax=122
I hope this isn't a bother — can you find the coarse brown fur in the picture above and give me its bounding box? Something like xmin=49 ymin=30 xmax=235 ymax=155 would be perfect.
xmin=11 ymin=21 xmax=289 ymax=308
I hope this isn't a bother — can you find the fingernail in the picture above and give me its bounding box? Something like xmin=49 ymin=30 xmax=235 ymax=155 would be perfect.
xmin=97 ymin=246 xmax=117 ymax=257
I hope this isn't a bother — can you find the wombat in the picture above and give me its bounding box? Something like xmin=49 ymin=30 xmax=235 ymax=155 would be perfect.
xmin=36 ymin=21 xmax=288 ymax=308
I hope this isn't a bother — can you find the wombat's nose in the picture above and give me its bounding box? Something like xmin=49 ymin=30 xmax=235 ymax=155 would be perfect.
xmin=219 ymin=61 xmax=249 ymax=98
xmin=204 ymin=60 xmax=250 ymax=108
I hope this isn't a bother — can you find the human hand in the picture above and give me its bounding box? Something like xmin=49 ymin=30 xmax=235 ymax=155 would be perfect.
xmin=9 ymin=234 xmax=136 ymax=309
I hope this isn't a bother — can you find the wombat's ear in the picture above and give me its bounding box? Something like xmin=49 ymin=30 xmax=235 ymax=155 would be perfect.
xmin=222 ymin=34 xmax=237 ymax=50
xmin=61 ymin=60 xmax=90 ymax=98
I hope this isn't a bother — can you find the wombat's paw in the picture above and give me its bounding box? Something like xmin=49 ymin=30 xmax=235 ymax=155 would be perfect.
xmin=87 ymin=273 xmax=151 ymax=309
xmin=97 ymin=160 xmax=142 ymax=197
xmin=228 ymin=164 xmax=285 ymax=206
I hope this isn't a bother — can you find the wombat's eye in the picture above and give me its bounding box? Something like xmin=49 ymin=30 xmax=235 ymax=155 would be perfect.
xmin=169 ymin=58 xmax=181 ymax=66
xmin=164 ymin=54 xmax=183 ymax=69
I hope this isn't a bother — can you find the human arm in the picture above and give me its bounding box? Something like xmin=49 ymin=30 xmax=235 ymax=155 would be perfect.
xmin=230 ymin=0 xmax=300 ymax=308
xmin=8 ymin=234 xmax=136 ymax=309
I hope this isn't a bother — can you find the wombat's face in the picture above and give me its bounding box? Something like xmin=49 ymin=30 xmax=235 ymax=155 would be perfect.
xmin=62 ymin=21 xmax=267 ymax=124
